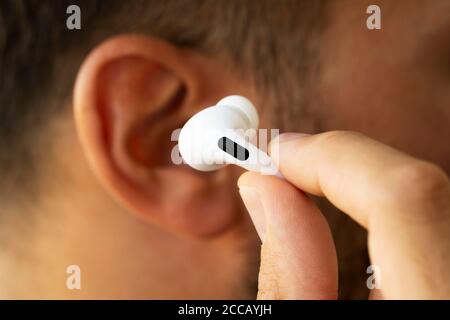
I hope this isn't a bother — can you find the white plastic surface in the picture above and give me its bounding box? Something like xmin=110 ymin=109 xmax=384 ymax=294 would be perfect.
xmin=178 ymin=95 xmax=279 ymax=175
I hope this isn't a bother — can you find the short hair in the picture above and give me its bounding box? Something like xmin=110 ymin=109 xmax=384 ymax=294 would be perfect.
xmin=0 ymin=0 xmax=326 ymax=194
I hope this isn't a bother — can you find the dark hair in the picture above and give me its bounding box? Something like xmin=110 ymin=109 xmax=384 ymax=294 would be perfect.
xmin=0 ymin=0 xmax=325 ymax=194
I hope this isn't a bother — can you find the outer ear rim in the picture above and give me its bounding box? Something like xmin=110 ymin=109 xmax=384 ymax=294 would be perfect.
xmin=74 ymin=34 xmax=196 ymax=164
xmin=73 ymin=35 xmax=199 ymax=225
xmin=72 ymin=34 xmax=248 ymax=238
xmin=76 ymin=37 xmax=195 ymax=166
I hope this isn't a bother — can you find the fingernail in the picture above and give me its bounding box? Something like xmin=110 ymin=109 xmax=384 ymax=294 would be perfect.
xmin=277 ymin=132 xmax=311 ymax=143
xmin=239 ymin=186 xmax=266 ymax=242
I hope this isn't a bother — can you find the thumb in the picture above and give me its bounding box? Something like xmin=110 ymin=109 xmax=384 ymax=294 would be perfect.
xmin=238 ymin=172 xmax=338 ymax=299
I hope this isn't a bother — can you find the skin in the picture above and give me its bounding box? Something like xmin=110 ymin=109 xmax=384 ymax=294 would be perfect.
xmin=242 ymin=0 xmax=450 ymax=298
xmin=1 ymin=0 xmax=449 ymax=298
xmin=239 ymin=132 xmax=450 ymax=299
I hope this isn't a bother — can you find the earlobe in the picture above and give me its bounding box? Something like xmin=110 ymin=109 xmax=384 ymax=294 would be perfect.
xmin=73 ymin=35 xmax=247 ymax=237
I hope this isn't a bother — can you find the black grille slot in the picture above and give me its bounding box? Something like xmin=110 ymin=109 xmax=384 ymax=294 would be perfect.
xmin=218 ymin=137 xmax=249 ymax=161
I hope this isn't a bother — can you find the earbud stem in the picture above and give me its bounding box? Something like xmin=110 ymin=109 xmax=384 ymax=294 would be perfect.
xmin=216 ymin=132 xmax=280 ymax=176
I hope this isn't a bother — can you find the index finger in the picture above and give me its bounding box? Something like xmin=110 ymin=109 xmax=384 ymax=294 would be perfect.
xmin=270 ymin=131 xmax=450 ymax=228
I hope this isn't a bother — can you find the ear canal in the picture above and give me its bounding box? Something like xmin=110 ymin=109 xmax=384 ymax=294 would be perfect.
xmin=216 ymin=95 xmax=259 ymax=130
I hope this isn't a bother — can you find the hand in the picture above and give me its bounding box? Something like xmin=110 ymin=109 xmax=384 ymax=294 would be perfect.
xmin=238 ymin=131 xmax=450 ymax=299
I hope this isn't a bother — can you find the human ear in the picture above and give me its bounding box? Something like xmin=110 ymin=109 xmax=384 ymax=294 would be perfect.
xmin=73 ymin=35 xmax=253 ymax=237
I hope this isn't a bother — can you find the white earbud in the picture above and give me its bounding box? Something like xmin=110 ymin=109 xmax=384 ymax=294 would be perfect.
xmin=178 ymin=95 xmax=280 ymax=175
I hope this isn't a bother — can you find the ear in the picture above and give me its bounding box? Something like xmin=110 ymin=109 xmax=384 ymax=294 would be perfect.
xmin=74 ymin=35 xmax=253 ymax=237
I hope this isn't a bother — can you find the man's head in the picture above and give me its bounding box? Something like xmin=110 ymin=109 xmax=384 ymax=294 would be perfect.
xmin=0 ymin=0 xmax=328 ymax=298
xmin=0 ymin=0 xmax=449 ymax=298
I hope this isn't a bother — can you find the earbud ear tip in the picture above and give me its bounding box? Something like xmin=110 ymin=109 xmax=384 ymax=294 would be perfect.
xmin=217 ymin=95 xmax=259 ymax=130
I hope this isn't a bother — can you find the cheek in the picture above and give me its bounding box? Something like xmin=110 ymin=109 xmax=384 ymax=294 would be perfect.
xmin=318 ymin=0 xmax=450 ymax=172
xmin=319 ymin=62 xmax=407 ymax=141
xmin=319 ymin=61 xmax=450 ymax=174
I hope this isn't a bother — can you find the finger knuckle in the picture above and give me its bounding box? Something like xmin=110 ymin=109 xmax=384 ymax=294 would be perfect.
xmin=394 ymin=162 xmax=449 ymax=199
xmin=389 ymin=161 xmax=450 ymax=218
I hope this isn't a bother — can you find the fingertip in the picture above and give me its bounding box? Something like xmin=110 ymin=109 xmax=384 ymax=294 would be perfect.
xmin=237 ymin=171 xmax=263 ymax=188
xmin=269 ymin=132 xmax=311 ymax=161
xmin=238 ymin=171 xmax=291 ymax=193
